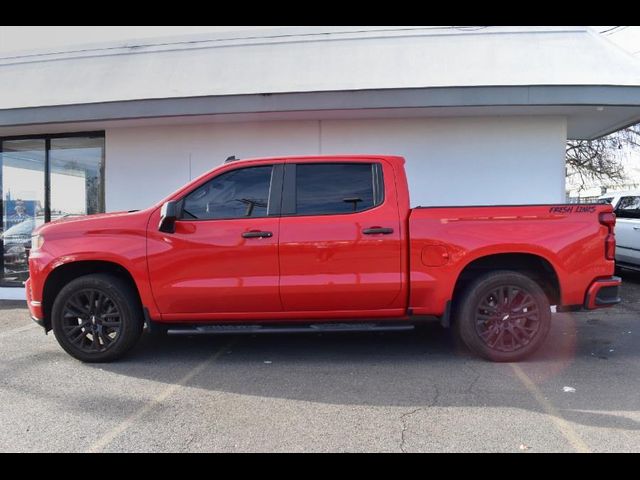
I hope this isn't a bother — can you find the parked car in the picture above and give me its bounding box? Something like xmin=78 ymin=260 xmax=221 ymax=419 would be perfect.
xmin=2 ymin=214 xmax=78 ymax=280
xmin=2 ymin=216 xmax=38 ymax=276
xmin=27 ymin=155 xmax=620 ymax=363
xmin=598 ymin=191 xmax=640 ymax=270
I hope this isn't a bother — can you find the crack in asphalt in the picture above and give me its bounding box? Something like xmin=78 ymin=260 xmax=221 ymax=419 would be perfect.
xmin=463 ymin=363 xmax=483 ymax=394
xmin=399 ymin=387 xmax=440 ymax=453
xmin=399 ymin=408 xmax=423 ymax=453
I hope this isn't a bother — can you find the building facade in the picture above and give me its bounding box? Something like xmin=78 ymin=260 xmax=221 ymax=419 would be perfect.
xmin=1 ymin=25 xmax=640 ymax=292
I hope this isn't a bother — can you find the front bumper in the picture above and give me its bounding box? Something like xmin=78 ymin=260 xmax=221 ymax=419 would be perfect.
xmin=584 ymin=276 xmax=622 ymax=310
xmin=25 ymin=278 xmax=45 ymax=328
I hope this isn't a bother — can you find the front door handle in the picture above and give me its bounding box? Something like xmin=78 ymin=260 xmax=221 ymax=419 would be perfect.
xmin=363 ymin=227 xmax=394 ymax=235
xmin=633 ymin=226 xmax=640 ymax=231
xmin=242 ymin=231 xmax=273 ymax=239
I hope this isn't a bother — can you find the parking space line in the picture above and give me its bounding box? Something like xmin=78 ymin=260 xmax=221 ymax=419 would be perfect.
xmin=87 ymin=339 xmax=236 ymax=453
xmin=510 ymin=364 xmax=590 ymax=453
xmin=0 ymin=323 xmax=39 ymax=339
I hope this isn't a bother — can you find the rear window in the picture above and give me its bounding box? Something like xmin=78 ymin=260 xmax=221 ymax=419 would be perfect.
xmin=294 ymin=163 xmax=383 ymax=215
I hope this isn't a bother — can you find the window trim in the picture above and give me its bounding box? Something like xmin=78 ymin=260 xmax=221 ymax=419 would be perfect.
xmin=281 ymin=162 xmax=385 ymax=218
xmin=176 ymin=164 xmax=283 ymax=222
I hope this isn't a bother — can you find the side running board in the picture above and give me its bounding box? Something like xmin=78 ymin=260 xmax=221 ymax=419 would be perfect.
xmin=166 ymin=323 xmax=415 ymax=335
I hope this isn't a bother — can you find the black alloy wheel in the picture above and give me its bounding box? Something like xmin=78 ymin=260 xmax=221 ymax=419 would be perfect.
xmin=60 ymin=289 xmax=122 ymax=353
xmin=52 ymin=274 xmax=143 ymax=362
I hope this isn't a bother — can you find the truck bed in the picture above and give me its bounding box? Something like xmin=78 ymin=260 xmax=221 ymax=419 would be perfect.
xmin=407 ymin=203 xmax=615 ymax=316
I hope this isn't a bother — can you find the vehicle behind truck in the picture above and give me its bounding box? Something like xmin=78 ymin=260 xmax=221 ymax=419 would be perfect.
xmin=26 ymin=155 xmax=621 ymax=363
xmin=598 ymin=191 xmax=640 ymax=271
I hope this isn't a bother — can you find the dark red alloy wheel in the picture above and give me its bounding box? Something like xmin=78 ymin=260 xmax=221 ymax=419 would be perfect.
xmin=474 ymin=285 xmax=541 ymax=353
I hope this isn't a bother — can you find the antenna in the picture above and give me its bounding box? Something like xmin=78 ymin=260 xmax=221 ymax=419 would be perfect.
xmin=225 ymin=155 xmax=238 ymax=163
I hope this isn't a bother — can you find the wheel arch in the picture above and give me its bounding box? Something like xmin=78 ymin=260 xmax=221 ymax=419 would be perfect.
xmin=451 ymin=252 xmax=561 ymax=310
xmin=42 ymin=260 xmax=143 ymax=332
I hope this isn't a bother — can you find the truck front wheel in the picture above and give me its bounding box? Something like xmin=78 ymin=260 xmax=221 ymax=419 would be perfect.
xmin=455 ymin=271 xmax=551 ymax=362
xmin=51 ymin=274 xmax=144 ymax=363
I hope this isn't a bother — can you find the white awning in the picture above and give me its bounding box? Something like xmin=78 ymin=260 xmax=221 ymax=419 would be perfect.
xmin=1 ymin=26 xmax=640 ymax=139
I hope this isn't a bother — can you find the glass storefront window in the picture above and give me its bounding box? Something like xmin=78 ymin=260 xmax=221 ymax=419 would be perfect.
xmin=50 ymin=137 xmax=105 ymax=218
xmin=0 ymin=133 xmax=105 ymax=286
xmin=0 ymin=140 xmax=46 ymax=285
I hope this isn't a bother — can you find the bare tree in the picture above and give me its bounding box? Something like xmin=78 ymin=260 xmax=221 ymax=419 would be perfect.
xmin=566 ymin=123 xmax=640 ymax=191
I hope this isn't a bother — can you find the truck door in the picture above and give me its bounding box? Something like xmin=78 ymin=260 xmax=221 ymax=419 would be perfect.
xmin=278 ymin=160 xmax=404 ymax=313
xmin=147 ymin=164 xmax=283 ymax=317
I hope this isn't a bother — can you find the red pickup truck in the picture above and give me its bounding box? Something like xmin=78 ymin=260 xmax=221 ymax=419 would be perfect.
xmin=26 ymin=155 xmax=620 ymax=363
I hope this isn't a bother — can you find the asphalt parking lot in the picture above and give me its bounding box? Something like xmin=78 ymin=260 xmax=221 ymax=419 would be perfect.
xmin=0 ymin=276 xmax=639 ymax=453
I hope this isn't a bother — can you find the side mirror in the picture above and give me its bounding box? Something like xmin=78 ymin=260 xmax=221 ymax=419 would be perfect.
xmin=159 ymin=201 xmax=178 ymax=233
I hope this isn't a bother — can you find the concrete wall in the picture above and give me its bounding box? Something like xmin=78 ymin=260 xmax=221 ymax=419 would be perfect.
xmin=105 ymin=116 xmax=567 ymax=211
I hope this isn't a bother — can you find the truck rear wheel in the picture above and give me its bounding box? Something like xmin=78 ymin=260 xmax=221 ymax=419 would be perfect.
xmin=51 ymin=274 xmax=143 ymax=363
xmin=455 ymin=271 xmax=551 ymax=362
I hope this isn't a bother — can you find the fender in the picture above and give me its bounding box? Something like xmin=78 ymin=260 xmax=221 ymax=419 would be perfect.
xmin=410 ymin=244 xmax=563 ymax=316
xmin=28 ymin=208 xmax=162 ymax=322
xmin=453 ymin=244 xmax=563 ymax=287
xmin=52 ymin=253 xmax=158 ymax=313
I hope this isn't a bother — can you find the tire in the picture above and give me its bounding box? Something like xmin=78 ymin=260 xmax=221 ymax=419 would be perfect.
xmin=455 ymin=270 xmax=551 ymax=362
xmin=51 ymin=274 xmax=143 ymax=363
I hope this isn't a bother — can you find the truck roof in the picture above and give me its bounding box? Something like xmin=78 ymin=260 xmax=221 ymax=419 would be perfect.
xmin=224 ymin=154 xmax=406 ymax=165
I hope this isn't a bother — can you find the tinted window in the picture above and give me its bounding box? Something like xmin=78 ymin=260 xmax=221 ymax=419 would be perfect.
xmin=615 ymin=196 xmax=640 ymax=219
xmin=295 ymin=163 xmax=381 ymax=215
xmin=182 ymin=166 xmax=273 ymax=220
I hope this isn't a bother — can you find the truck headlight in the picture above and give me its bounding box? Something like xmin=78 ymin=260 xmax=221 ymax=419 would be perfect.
xmin=31 ymin=234 xmax=44 ymax=251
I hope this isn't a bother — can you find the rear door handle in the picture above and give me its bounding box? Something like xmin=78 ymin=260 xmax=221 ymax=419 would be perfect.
xmin=634 ymin=227 xmax=640 ymax=231
xmin=363 ymin=227 xmax=394 ymax=235
xmin=242 ymin=231 xmax=273 ymax=239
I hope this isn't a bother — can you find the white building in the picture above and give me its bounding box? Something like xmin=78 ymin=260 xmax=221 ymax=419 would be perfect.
xmin=1 ymin=25 xmax=640 ymax=293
